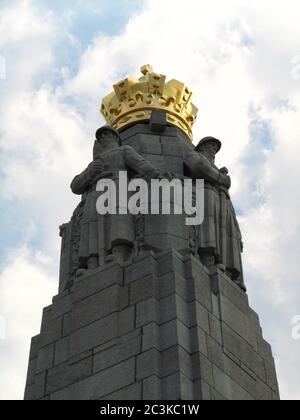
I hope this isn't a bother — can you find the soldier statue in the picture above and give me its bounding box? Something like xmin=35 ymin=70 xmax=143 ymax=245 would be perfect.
xmin=185 ymin=137 xmax=246 ymax=291
xmin=71 ymin=126 xmax=161 ymax=270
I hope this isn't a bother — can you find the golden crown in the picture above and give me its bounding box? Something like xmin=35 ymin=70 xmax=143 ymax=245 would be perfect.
xmin=100 ymin=65 xmax=198 ymax=141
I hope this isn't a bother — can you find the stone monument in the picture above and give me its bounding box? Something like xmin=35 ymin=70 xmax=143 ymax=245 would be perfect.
xmin=24 ymin=65 xmax=280 ymax=400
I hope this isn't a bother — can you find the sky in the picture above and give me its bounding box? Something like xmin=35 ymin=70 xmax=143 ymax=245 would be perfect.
xmin=0 ymin=0 xmax=300 ymax=400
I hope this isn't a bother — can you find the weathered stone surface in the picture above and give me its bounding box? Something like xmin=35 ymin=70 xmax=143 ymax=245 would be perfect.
xmin=136 ymin=298 xmax=159 ymax=327
xmin=50 ymin=358 xmax=136 ymax=400
xmin=163 ymin=156 xmax=184 ymax=175
xmin=161 ymin=137 xmax=185 ymax=158
xmin=218 ymin=295 xmax=257 ymax=349
xmin=62 ymin=312 xmax=72 ymax=337
xmin=159 ymin=271 xmax=193 ymax=302
xmin=73 ymin=264 xmax=124 ymax=302
xmin=258 ymin=337 xmax=274 ymax=362
xmin=70 ymin=350 xmax=93 ymax=366
xmin=145 ymin=234 xmax=188 ymax=255
xmin=186 ymin=259 xmax=212 ymax=311
xmin=138 ymin=134 xmax=163 ymax=155
xmin=157 ymin=251 xmax=186 ymax=278
xmin=70 ymin=313 xmax=118 ymax=357
xmin=159 ymin=295 xmax=177 ymax=325
xmin=120 ymin=123 xmax=185 ymax=143
xmin=161 ymin=346 xmax=193 ymax=380
xmin=222 ymin=323 xmax=266 ymax=382
xmin=40 ymin=316 xmax=63 ymax=347
xmin=25 ymin=250 xmax=280 ymax=400
xmin=161 ymin=319 xmax=191 ymax=352
xmin=36 ymin=343 xmax=55 ymax=373
xmin=94 ymin=330 xmax=141 ymax=374
xmin=161 ymin=373 xmax=181 ymax=400
xmin=142 ymin=154 xmax=166 ymax=172
xmin=193 ymin=352 xmax=214 ymax=387
xmin=125 ymin=253 xmax=157 ymax=284
xmin=142 ymin=322 xmax=160 ymax=352
xmin=256 ymin=380 xmax=273 ymax=401
xmin=26 ymin=358 xmax=37 ymax=386
xmin=207 ymin=336 xmax=257 ymax=398
xmin=129 ymin=274 xmax=159 ymax=305
xmin=212 ymin=365 xmax=254 ymax=401
xmin=72 ymin=284 xmax=121 ymax=329
xmin=54 ymin=337 xmax=70 ymax=366
xmin=184 ymin=256 xmax=210 ymax=283
xmin=211 ymin=294 xmax=220 ymax=318
xmin=25 ymin=181 xmax=279 ymax=404
xmin=50 ymin=293 xmax=72 ymax=319
xmin=209 ymin=313 xmax=222 ymax=344
xmin=145 ymin=214 xmax=189 ymax=239
xmin=100 ymin=382 xmax=142 ymax=400
xmin=142 ymin=375 xmax=162 ymax=400
xmin=136 ymin=349 xmax=161 ymax=380
xmin=162 ymin=372 xmax=194 ymax=400
xmin=28 ymin=335 xmax=41 ymax=361
xmin=211 ymin=388 xmax=227 ymax=401
xmin=211 ymin=270 xmax=249 ymax=313
xmin=196 ymin=380 xmax=211 ymax=400
xmin=265 ymin=359 xmax=280 ymax=393
xmin=24 ymin=372 xmax=47 ymax=400
xmin=46 ymin=357 xmax=92 ymax=394
xmin=118 ymin=306 xmax=135 ymax=336
xmin=192 ymin=302 xmax=210 ymax=332
xmin=191 ymin=326 xmax=208 ymax=356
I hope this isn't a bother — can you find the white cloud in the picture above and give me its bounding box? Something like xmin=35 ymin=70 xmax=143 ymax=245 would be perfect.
xmin=0 ymin=86 xmax=91 ymax=258
xmin=0 ymin=0 xmax=53 ymax=44
xmin=1 ymin=0 xmax=300 ymax=400
xmin=0 ymin=247 xmax=56 ymax=400
xmin=0 ymin=0 xmax=58 ymax=89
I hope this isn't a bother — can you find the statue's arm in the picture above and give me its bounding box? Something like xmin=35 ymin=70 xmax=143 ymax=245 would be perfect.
xmin=71 ymin=160 xmax=104 ymax=195
xmin=184 ymin=151 xmax=231 ymax=188
xmin=184 ymin=152 xmax=221 ymax=184
xmin=71 ymin=166 xmax=93 ymax=195
xmin=123 ymin=146 xmax=161 ymax=180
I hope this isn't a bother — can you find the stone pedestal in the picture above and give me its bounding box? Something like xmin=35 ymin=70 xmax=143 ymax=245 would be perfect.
xmin=24 ymin=250 xmax=279 ymax=400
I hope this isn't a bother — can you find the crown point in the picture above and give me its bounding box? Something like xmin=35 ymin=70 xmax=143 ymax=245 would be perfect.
xmin=141 ymin=64 xmax=153 ymax=75
xmin=101 ymin=66 xmax=198 ymax=141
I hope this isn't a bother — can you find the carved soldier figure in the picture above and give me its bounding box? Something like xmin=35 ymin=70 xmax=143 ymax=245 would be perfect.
xmin=71 ymin=126 xmax=161 ymax=270
xmin=185 ymin=137 xmax=246 ymax=291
